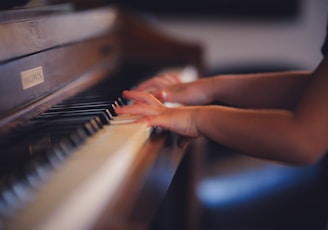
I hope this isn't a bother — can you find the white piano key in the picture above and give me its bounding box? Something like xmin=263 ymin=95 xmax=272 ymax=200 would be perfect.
xmin=109 ymin=114 xmax=144 ymax=125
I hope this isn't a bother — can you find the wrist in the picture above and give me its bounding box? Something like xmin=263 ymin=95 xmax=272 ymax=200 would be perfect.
xmin=191 ymin=106 xmax=206 ymax=137
xmin=200 ymin=77 xmax=221 ymax=103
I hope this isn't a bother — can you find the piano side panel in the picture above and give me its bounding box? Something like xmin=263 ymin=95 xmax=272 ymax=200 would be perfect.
xmin=93 ymin=131 xmax=187 ymax=230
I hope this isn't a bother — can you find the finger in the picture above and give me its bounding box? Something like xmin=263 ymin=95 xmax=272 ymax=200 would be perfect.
xmin=161 ymin=73 xmax=181 ymax=85
xmin=159 ymin=90 xmax=168 ymax=101
xmin=144 ymin=111 xmax=200 ymax=138
xmin=142 ymin=114 xmax=175 ymax=133
xmin=143 ymin=89 xmax=169 ymax=102
xmin=115 ymin=103 xmax=160 ymax=116
xmin=122 ymin=90 xmax=162 ymax=106
xmin=134 ymin=78 xmax=158 ymax=91
xmin=135 ymin=73 xmax=181 ymax=91
xmin=135 ymin=76 xmax=167 ymax=91
xmin=143 ymin=88 xmax=162 ymax=100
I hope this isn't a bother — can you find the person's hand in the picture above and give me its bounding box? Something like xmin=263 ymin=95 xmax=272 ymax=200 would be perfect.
xmin=135 ymin=73 xmax=212 ymax=105
xmin=135 ymin=73 xmax=181 ymax=93
xmin=115 ymin=90 xmax=201 ymax=145
xmin=134 ymin=73 xmax=181 ymax=102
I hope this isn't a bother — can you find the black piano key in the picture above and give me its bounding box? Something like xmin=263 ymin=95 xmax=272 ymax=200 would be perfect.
xmin=43 ymin=105 xmax=113 ymax=115
xmin=0 ymin=174 xmax=33 ymax=218
xmin=98 ymin=109 xmax=112 ymax=124
xmin=0 ymin=189 xmax=18 ymax=217
xmin=83 ymin=122 xmax=97 ymax=136
xmin=23 ymin=167 xmax=44 ymax=191
xmin=116 ymin=97 xmax=126 ymax=106
xmin=68 ymin=127 xmax=89 ymax=146
xmin=108 ymin=104 xmax=118 ymax=117
xmin=10 ymin=179 xmax=33 ymax=207
xmin=47 ymin=101 xmax=114 ymax=110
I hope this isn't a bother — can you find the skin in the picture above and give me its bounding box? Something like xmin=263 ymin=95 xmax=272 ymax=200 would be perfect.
xmin=115 ymin=56 xmax=328 ymax=166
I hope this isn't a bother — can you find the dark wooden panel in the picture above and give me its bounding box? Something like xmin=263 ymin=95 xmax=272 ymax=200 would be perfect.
xmin=0 ymin=35 xmax=119 ymax=135
xmin=93 ymin=131 xmax=188 ymax=230
xmin=0 ymin=7 xmax=117 ymax=62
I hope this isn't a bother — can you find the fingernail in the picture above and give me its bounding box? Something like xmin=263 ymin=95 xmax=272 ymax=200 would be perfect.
xmin=161 ymin=90 xmax=168 ymax=101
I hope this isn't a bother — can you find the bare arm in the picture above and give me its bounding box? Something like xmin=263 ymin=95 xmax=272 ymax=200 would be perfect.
xmin=196 ymin=59 xmax=328 ymax=165
xmin=116 ymin=57 xmax=328 ymax=165
xmin=208 ymin=70 xmax=311 ymax=109
xmin=137 ymin=70 xmax=311 ymax=109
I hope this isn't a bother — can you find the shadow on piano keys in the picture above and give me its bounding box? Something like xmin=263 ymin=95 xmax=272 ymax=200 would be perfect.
xmin=0 ymin=4 xmax=203 ymax=230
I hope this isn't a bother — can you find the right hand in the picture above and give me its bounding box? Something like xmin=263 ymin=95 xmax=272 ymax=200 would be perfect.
xmin=135 ymin=73 xmax=212 ymax=105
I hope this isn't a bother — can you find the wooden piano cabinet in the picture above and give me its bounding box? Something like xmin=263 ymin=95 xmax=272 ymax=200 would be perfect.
xmin=142 ymin=137 xmax=207 ymax=230
xmin=91 ymin=131 xmax=186 ymax=230
xmin=0 ymin=5 xmax=203 ymax=230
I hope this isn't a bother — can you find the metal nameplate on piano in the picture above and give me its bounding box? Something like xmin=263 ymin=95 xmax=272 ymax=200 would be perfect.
xmin=20 ymin=66 xmax=45 ymax=90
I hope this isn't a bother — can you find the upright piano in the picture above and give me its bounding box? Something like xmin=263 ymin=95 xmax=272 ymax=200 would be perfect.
xmin=0 ymin=4 xmax=202 ymax=229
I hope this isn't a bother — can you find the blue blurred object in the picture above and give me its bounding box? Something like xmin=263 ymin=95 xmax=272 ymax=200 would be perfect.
xmin=198 ymin=161 xmax=319 ymax=208
xmin=197 ymin=141 xmax=328 ymax=230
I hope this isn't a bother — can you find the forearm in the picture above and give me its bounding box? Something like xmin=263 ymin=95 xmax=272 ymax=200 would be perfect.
xmin=205 ymin=71 xmax=311 ymax=109
xmin=195 ymin=105 xmax=313 ymax=165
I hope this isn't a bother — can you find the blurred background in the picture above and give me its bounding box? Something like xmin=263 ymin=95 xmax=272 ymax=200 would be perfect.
xmin=107 ymin=0 xmax=328 ymax=74
xmin=21 ymin=0 xmax=327 ymax=73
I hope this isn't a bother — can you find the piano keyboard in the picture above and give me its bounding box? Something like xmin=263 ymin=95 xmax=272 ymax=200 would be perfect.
xmin=0 ymin=85 xmax=151 ymax=229
xmin=0 ymin=65 xmax=198 ymax=229
xmin=7 ymin=124 xmax=151 ymax=230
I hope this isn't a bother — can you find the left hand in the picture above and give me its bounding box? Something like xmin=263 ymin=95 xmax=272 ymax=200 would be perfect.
xmin=115 ymin=90 xmax=201 ymax=139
